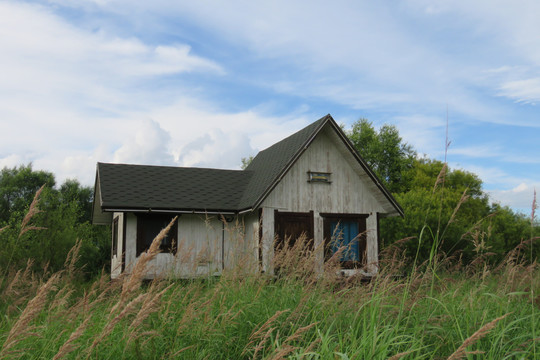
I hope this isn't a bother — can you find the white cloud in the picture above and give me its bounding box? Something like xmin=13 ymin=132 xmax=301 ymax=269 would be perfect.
xmin=459 ymin=165 xmax=520 ymax=187
xmin=498 ymin=78 xmax=540 ymax=104
xmin=144 ymin=97 xmax=312 ymax=153
xmin=449 ymin=146 xmax=540 ymax=165
xmin=449 ymin=145 xmax=501 ymax=159
xmin=56 ymin=1 xmax=453 ymax=107
xmin=1 ymin=0 xmax=539 ymax=217
xmin=391 ymin=115 xmax=447 ymax=158
xmin=176 ymin=129 xmax=254 ymax=169
xmin=447 ymin=163 xmax=538 ymax=213
xmin=0 ymin=1 xmax=222 ymax=113
xmin=113 ymin=119 xmax=174 ymax=165
xmin=489 ymin=183 xmax=539 ymax=215
xmin=410 ymin=0 xmax=540 ymax=106
xmin=0 ymin=1 xmax=222 ymax=78
xmin=21 ymin=1 xmax=539 ymax=127
xmin=0 ymin=154 xmax=27 ymax=169
xmin=0 ymin=0 xmax=228 ymax=185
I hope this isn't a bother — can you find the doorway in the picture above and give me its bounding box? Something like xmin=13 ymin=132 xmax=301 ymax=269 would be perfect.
xmin=274 ymin=210 xmax=314 ymax=251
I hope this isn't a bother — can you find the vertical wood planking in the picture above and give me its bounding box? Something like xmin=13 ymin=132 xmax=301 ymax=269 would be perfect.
xmin=313 ymin=211 xmax=324 ymax=272
xmin=366 ymin=214 xmax=378 ymax=273
xmin=120 ymin=212 xmax=258 ymax=278
xmin=261 ymin=129 xmax=387 ymax=275
xmin=260 ymin=207 xmax=275 ymax=274
xmin=124 ymin=213 xmax=137 ymax=273
xmin=262 ymin=130 xmax=385 ymax=214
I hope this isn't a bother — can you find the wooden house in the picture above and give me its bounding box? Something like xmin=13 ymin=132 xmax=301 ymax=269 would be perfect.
xmin=92 ymin=114 xmax=403 ymax=279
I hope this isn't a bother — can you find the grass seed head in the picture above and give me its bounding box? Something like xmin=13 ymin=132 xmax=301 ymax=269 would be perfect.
xmin=19 ymin=184 xmax=46 ymax=238
xmin=447 ymin=313 xmax=510 ymax=360
xmin=1 ymin=273 xmax=60 ymax=355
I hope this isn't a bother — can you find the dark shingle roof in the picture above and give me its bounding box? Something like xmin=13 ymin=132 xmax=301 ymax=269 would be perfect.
xmin=97 ymin=163 xmax=252 ymax=212
xmin=93 ymin=114 xmax=403 ymax=219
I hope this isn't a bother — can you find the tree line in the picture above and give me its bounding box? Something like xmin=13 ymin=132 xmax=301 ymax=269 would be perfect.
xmin=346 ymin=119 xmax=539 ymax=265
xmin=0 ymin=165 xmax=110 ymax=278
xmin=1 ymin=119 xmax=538 ymax=277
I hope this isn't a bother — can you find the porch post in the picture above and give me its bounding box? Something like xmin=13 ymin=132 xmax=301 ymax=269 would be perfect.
xmin=260 ymin=207 xmax=275 ymax=274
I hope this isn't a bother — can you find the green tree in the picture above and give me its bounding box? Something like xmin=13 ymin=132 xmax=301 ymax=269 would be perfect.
xmin=0 ymin=164 xmax=55 ymax=225
xmin=486 ymin=203 xmax=538 ymax=261
xmin=379 ymin=158 xmax=486 ymax=260
xmin=379 ymin=158 xmax=537 ymax=265
xmin=344 ymin=119 xmax=540 ymax=266
xmin=346 ymin=119 xmax=416 ymax=193
xmin=241 ymin=156 xmax=254 ymax=170
xmin=0 ymin=165 xmax=110 ymax=278
xmin=58 ymin=179 xmax=93 ymax=223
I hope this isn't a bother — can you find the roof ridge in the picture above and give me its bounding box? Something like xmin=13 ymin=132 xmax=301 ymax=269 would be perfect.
xmin=248 ymin=114 xmax=332 ymax=158
xmin=98 ymin=162 xmax=248 ymax=173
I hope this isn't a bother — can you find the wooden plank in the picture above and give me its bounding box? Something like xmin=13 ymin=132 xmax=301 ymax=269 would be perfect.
xmin=260 ymin=129 xmax=385 ymax=275
xmin=260 ymin=207 xmax=274 ymax=274
xmin=262 ymin=130 xmax=386 ymax=214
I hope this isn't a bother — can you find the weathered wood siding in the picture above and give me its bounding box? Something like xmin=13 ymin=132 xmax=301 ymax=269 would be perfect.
xmin=260 ymin=128 xmax=387 ymax=274
xmin=110 ymin=212 xmax=124 ymax=279
xmin=224 ymin=212 xmax=259 ymax=274
xmin=261 ymin=128 xmax=386 ymax=213
xmin=118 ymin=213 xmax=257 ymax=278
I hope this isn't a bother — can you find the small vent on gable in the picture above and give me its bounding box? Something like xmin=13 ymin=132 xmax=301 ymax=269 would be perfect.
xmin=307 ymin=171 xmax=332 ymax=184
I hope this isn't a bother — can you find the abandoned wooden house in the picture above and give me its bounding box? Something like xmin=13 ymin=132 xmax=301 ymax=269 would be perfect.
xmin=92 ymin=114 xmax=403 ymax=279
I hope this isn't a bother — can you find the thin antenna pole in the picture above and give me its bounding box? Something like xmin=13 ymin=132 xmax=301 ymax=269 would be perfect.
xmin=445 ymin=104 xmax=449 ymax=164
xmin=435 ymin=105 xmax=450 ymax=258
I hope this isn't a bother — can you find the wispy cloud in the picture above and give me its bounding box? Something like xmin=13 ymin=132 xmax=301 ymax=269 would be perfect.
xmin=449 ymin=146 xmax=502 ymax=159
xmin=498 ymin=78 xmax=540 ymax=104
xmin=0 ymin=1 xmax=309 ymax=184
xmin=391 ymin=114 xmax=447 ymax=158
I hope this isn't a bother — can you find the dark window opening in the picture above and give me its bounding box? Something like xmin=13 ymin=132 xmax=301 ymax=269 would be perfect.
xmin=112 ymin=216 xmax=119 ymax=258
xmin=322 ymin=214 xmax=367 ymax=269
xmin=274 ymin=210 xmax=314 ymax=251
xmin=136 ymin=214 xmax=178 ymax=256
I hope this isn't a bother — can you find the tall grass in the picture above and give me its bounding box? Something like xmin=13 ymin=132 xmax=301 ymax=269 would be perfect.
xmin=0 ymin=233 xmax=538 ymax=358
xmin=0 ymin=190 xmax=538 ymax=359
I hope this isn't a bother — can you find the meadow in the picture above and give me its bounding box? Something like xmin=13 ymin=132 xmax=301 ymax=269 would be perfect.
xmin=0 ymin=221 xmax=538 ymax=359
xmin=1 ymin=163 xmax=539 ymax=359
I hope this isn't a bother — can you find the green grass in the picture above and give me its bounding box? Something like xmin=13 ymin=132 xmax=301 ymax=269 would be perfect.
xmin=0 ymin=252 xmax=538 ymax=359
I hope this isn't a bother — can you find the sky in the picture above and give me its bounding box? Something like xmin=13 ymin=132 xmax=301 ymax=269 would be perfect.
xmin=0 ymin=0 xmax=538 ymax=215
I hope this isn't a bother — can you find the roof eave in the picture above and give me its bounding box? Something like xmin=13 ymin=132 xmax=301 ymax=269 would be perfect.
xmin=100 ymin=206 xmax=239 ymax=215
xmin=91 ymin=164 xmax=101 ymax=224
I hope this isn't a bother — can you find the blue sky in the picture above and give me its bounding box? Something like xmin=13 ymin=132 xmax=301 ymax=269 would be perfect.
xmin=0 ymin=0 xmax=538 ymax=214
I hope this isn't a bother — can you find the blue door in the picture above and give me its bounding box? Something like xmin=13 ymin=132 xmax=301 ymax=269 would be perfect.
xmin=330 ymin=221 xmax=360 ymax=261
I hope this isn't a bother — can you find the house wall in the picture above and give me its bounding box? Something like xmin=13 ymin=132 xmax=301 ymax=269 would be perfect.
xmin=260 ymin=129 xmax=387 ymax=275
xmin=117 ymin=212 xmax=257 ymax=279
xmin=110 ymin=212 xmax=124 ymax=279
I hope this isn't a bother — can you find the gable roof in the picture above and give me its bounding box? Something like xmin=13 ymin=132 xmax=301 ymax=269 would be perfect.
xmin=92 ymin=114 xmax=403 ymax=224
xmin=239 ymin=114 xmax=403 ymax=216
